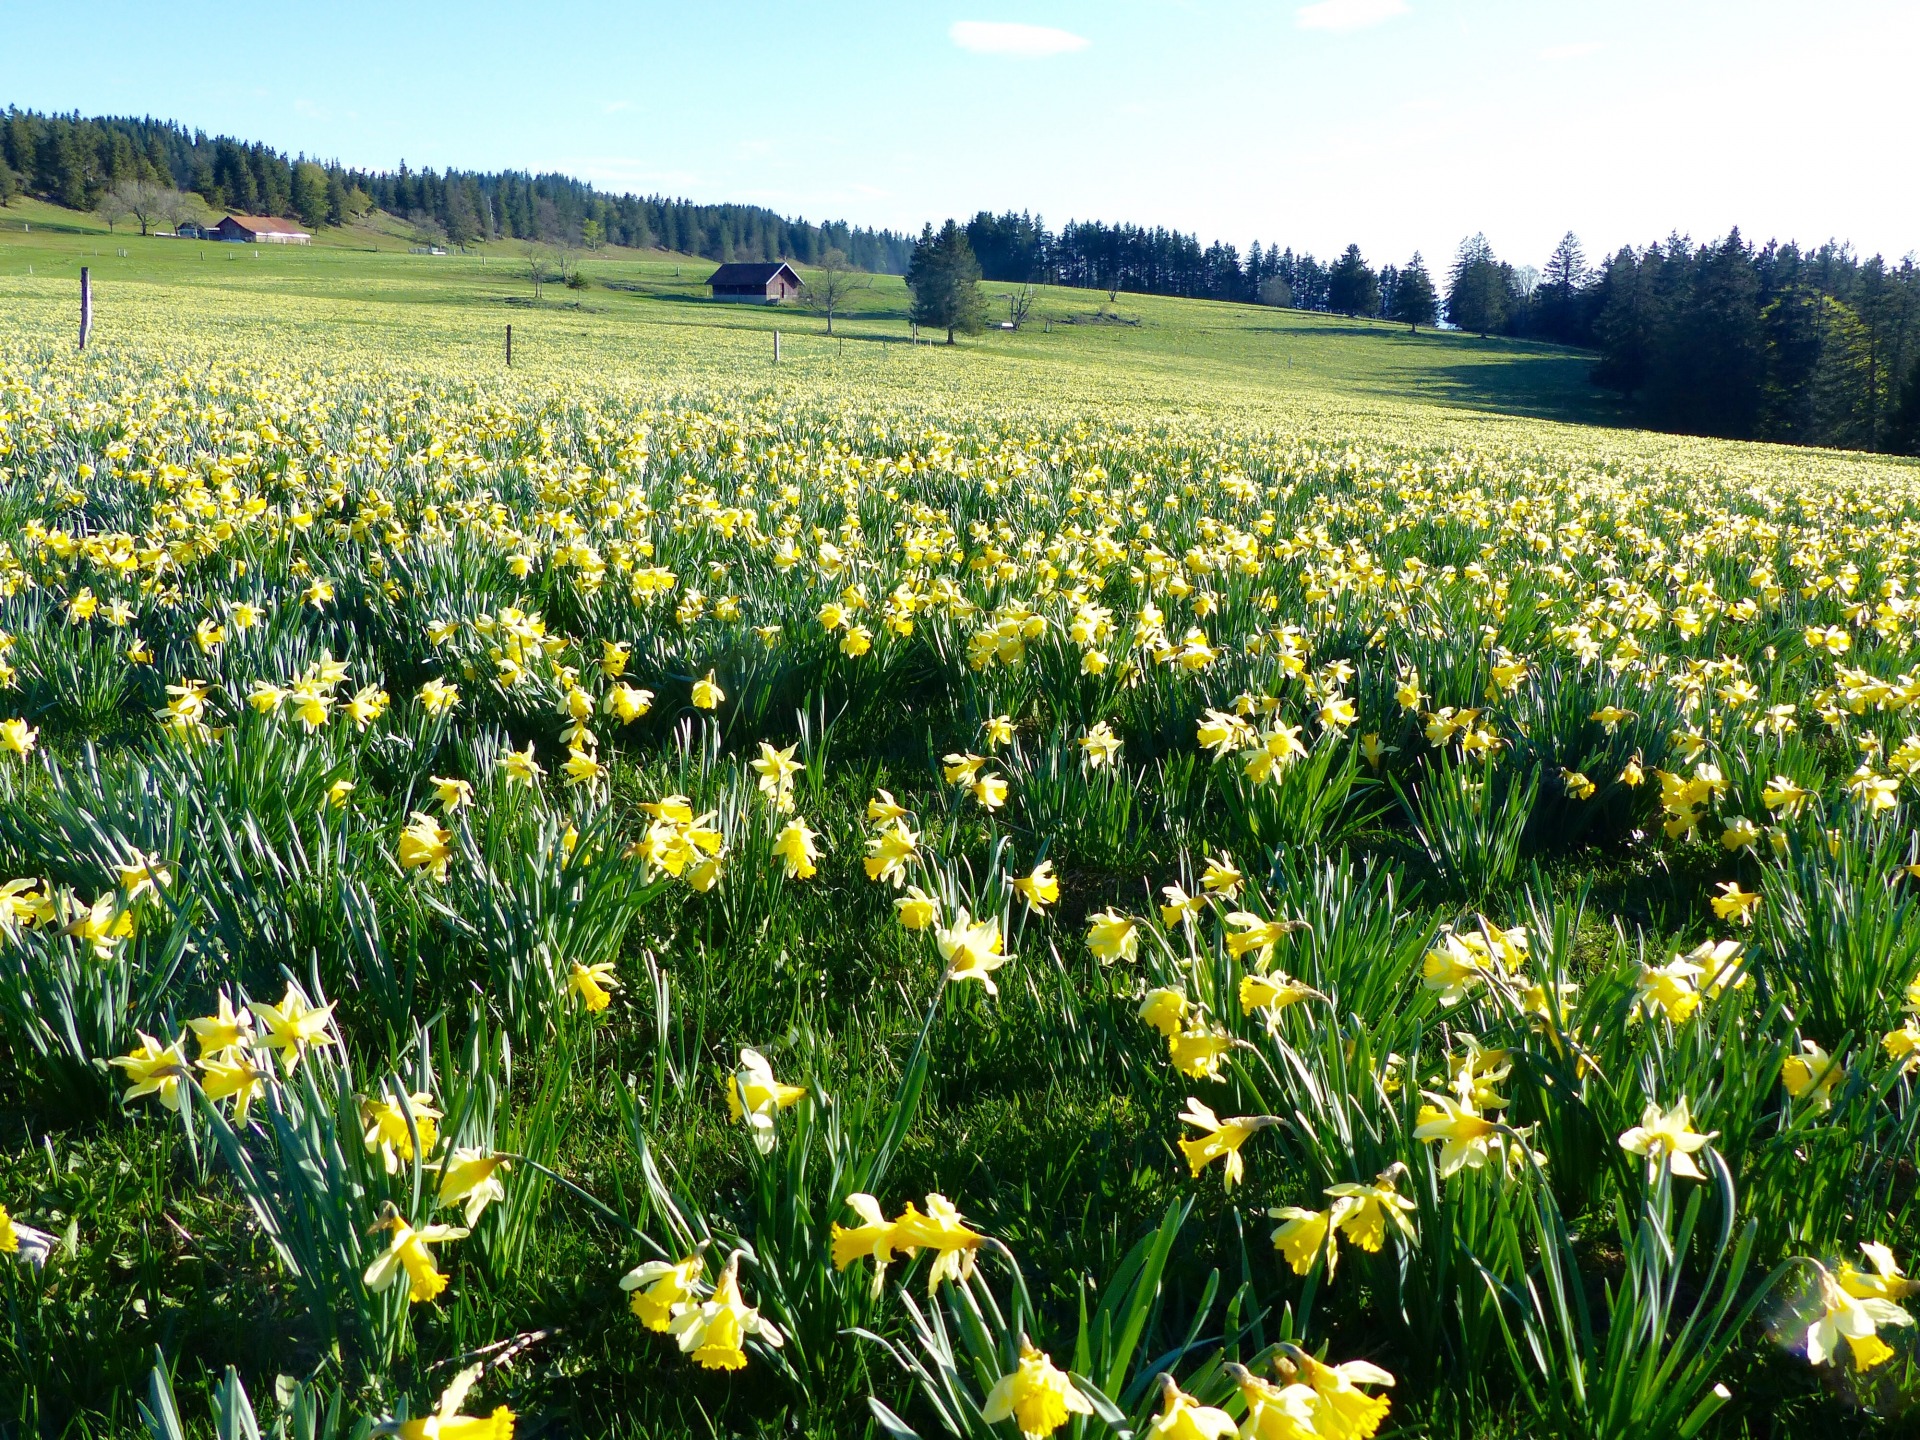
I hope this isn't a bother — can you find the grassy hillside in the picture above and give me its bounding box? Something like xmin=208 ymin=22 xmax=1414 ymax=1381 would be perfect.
xmin=0 ymin=196 xmax=1615 ymax=428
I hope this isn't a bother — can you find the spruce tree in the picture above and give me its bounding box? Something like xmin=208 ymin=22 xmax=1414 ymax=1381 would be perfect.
xmin=1327 ymin=244 xmax=1379 ymax=317
xmin=907 ymin=220 xmax=987 ymax=343
xmin=1446 ymin=234 xmax=1507 ymax=336
xmin=1391 ymin=253 xmax=1438 ymax=331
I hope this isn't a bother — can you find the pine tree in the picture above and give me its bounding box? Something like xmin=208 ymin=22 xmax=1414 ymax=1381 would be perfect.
xmin=1391 ymin=253 xmax=1438 ymax=331
xmin=1327 ymin=244 xmax=1379 ymax=317
xmin=1539 ymin=232 xmax=1588 ymax=344
xmin=1446 ymin=234 xmax=1507 ymax=336
xmin=907 ymin=220 xmax=987 ymax=343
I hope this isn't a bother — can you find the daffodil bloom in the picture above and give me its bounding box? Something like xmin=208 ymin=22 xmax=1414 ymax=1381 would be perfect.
xmin=1421 ymin=931 xmax=1497 ymax=1007
xmin=1279 ymin=1347 xmax=1397 ymax=1440
xmin=1223 ymin=1363 xmax=1321 ymax=1440
xmin=866 ymin=789 xmax=910 ymax=825
xmin=1685 ymin=938 xmax=1749 ymax=998
xmin=364 ymin=1212 xmax=468 ymax=1304
xmin=1782 ymin=1040 xmax=1844 ymax=1111
xmin=982 ymin=714 xmax=1014 ymax=748
xmin=1139 ymin=987 xmax=1189 ymax=1038
xmin=1196 ymin=708 xmax=1254 ymax=758
xmin=691 ymin=671 xmax=725 ymax=709
xmin=1239 ymin=971 xmax=1318 ymax=1028
xmin=1618 ymin=1098 xmax=1715 ymax=1179
xmin=569 ymin=960 xmax=620 ymax=1012
xmin=981 ymin=1338 xmax=1094 ymax=1439
xmin=1839 ymin=1242 xmax=1920 ymax=1304
xmin=604 ymin=684 xmax=652 ymax=724
xmin=863 ymin=820 xmax=919 ymax=885
xmin=971 ymin=772 xmax=1009 ymax=809
xmin=1883 ymin=1019 xmax=1920 ymax=1070
xmin=895 ymin=885 xmax=939 ymax=930
xmin=499 ymin=744 xmax=543 ymax=788
xmin=562 ymin=746 xmax=604 ymax=788
xmin=1563 ymin=769 xmax=1596 ymax=800
xmin=1013 ymin=860 xmax=1058 ymax=910
xmin=830 ymin=1193 xmax=901 ymax=1295
xmin=727 ymin=1048 xmax=808 ymax=1153
xmin=362 ymin=1091 xmax=443 ymax=1173
xmin=248 ymin=985 xmax=337 ymax=1072
xmin=889 ymin=1193 xmax=987 ymax=1292
xmin=622 ymin=1253 xmax=706 ymax=1330
xmin=750 ymin=742 xmax=803 ymax=812
xmin=668 ymin=1252 xmax=783 ymax=1370
xmin=430 ymin=775 xmax=473 ymax=812
xmin=1167 ymin=1026 xmax=1236 ymax=1080
xmin=399 ymin=811 xmax=454 ymax=881
xmin=327 ymin=778 xmax=356 ymax=809
xmin=198 ymin=1052 xmax=269 ymax=1124
xmin=1317 ymin=695 xmax=1358 ymax=731
xmin=419 ymin=678 xmax=461 ymax=716
xmin=387 ymin=1369 xmax=515 ymax=1440
xmin=1080 ymin=721 xmax=1122 ymax=769
xmin=1176 ymin=1097 xmax=1276 ymax=1190
xmin=1146 ymin=1373 xmax=1237 ymax=1440
xmin=0 ymin=718 xmax=38 ymax=758
xmin=63 ymin=892 xmax=136 ymax=958
xmin=187 ymin=992 xmax=253 ymax=1057
xmin=943 ymin=752 xmax=985 ymax=786
xmin=1631 ymin=956 xmax=1703 ymax=1025
xmin=1806 ymin=1262 xmax=1913 ymax=1371
xmin=1087 ymin=909 xmax=1140 ymax=963
xmin=1224 ymin=910 xmax=1304 ymax=966
xmin=1160 ymin=883 xmax=1206 ymax=928
xmin=1710 ymin=881 xmax=1761 ymax=925
xmin=1762 ymin=775 xmax=1812 ymax=817
xmin=1413 ymin=1092 xmax=1502 ymax=1178
xmin=1325 ymin=1168 xmax=1418 ymax=1252
xmin=1270 ymin=1201 xmax=1344 ymax=1276
xmin=1193 ymin=853 xmax=1239 ymax=897
xmin=111 ymin=1031 xmax=192 ymax=1111
xmin=772 ymin=817 xmax=820 ymax=880
xmin=436 ymin=1149 xmax=510 ymax=1225
xmin=938 ymin=907 xmax=1012 ymax=993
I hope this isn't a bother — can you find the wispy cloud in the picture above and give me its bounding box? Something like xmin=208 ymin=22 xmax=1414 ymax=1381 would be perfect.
xmin=1539 ymin=40 xmax=1603 ymax=61
xmin=1295 ymin=0 xmax=1409 ymax=33
xmin=948 ymin=21 xmax=1090 ymax=57
xmin=601 ymin=100 xmax=632 ymax=114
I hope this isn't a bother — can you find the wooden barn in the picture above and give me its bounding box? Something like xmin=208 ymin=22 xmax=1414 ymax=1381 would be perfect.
xmin=211 ymin=214 xmax=312 ymax=245
xmin=706 ymin=261 xmax=802 ymax=303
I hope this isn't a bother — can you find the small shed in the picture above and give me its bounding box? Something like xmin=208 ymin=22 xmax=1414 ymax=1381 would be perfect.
xmin=706 ymin=261 xmax=802 ymax=303
xmin=212 ymin=214 xmax=312 ymax=245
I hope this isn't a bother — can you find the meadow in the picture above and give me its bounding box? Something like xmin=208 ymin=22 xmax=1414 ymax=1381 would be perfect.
xmin=3 ymin=203 xmax=1920 ymax=1440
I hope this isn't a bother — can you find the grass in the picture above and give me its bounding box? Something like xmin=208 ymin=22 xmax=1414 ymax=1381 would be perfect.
xmin=0 ymin=195 xmax=1616 ymax=427
xmin=2 ymin=196 xmax=1919 ymax=1440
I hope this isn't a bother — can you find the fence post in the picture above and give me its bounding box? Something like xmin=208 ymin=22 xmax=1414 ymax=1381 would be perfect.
xmin=78 ymin=267 xmax=92 ymax=349
xmin=774 ymin=329 xmax=780 ymax=364
xmin=506 ymin=324 xmax=513 ymax=367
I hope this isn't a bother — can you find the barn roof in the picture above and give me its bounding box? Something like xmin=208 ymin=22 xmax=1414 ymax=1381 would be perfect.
xmin=706 ymin=261 xmax=800 ymax=286
xmin=220 ymin=214 xmax=311 ymax=235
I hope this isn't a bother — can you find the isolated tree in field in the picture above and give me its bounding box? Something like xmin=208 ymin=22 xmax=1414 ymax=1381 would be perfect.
xmin=1005 ymin=283 xmax=1037 ymax=330
xmin=907 ymin=221 xmax=987 ymax=343
xmin=1447 ymin=233 xmax=1509 ymax=336
xmin=1327 ymin=244 xmax=1379 ymax=317
xmin=1391 ymin=253 xmax=1438 ymax=332
xmin=102 ymin=179 xmax=178 ymax=237
xmin=522 ymin=242 xmax=550 ymax=302
xmin=1257 ymin=274 xmax=1293 ymax=308
xmin=93 ymin=185 xmax=133 ymax=234
xmin=799 ymin=247 xmax=869 ymax=334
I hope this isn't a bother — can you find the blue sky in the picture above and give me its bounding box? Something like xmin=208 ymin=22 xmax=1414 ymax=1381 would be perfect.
xmin=5 ymin=1 xmax=1914 ymax=271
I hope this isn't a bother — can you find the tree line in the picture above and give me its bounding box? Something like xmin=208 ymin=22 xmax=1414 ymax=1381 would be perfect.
xmin=0 ymin=107 xmax=916 ymax=273
xmin=963 ymin=211 xmax=1920 ymax=455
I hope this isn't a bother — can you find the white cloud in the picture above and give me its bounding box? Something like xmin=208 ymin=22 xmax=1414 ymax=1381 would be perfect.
xmin=1539 ymin=40 xmax=1604 ymax=61
xmin=1294 ymin=0 xmax=1410 ymax=33
xmin=601 ymin=100 xmax=632 ymax=114
xmin=948 ymin=21 xmax=1090 ymax=57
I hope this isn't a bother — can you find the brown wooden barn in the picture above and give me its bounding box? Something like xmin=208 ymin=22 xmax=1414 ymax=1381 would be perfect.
xmin=706 ymin=261 xmax=801 ymax=303
xmin=211 ymin=214 xmax=312 ymax=245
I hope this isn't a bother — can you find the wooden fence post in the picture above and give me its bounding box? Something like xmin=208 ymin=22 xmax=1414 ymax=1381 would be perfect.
xmin=78 ymin=267 xmax=92 ymax=349
xmin=774 ymin=329 xmax=780 ymax=364
xmin=506 ymin=324 xmax=513 ymax=367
